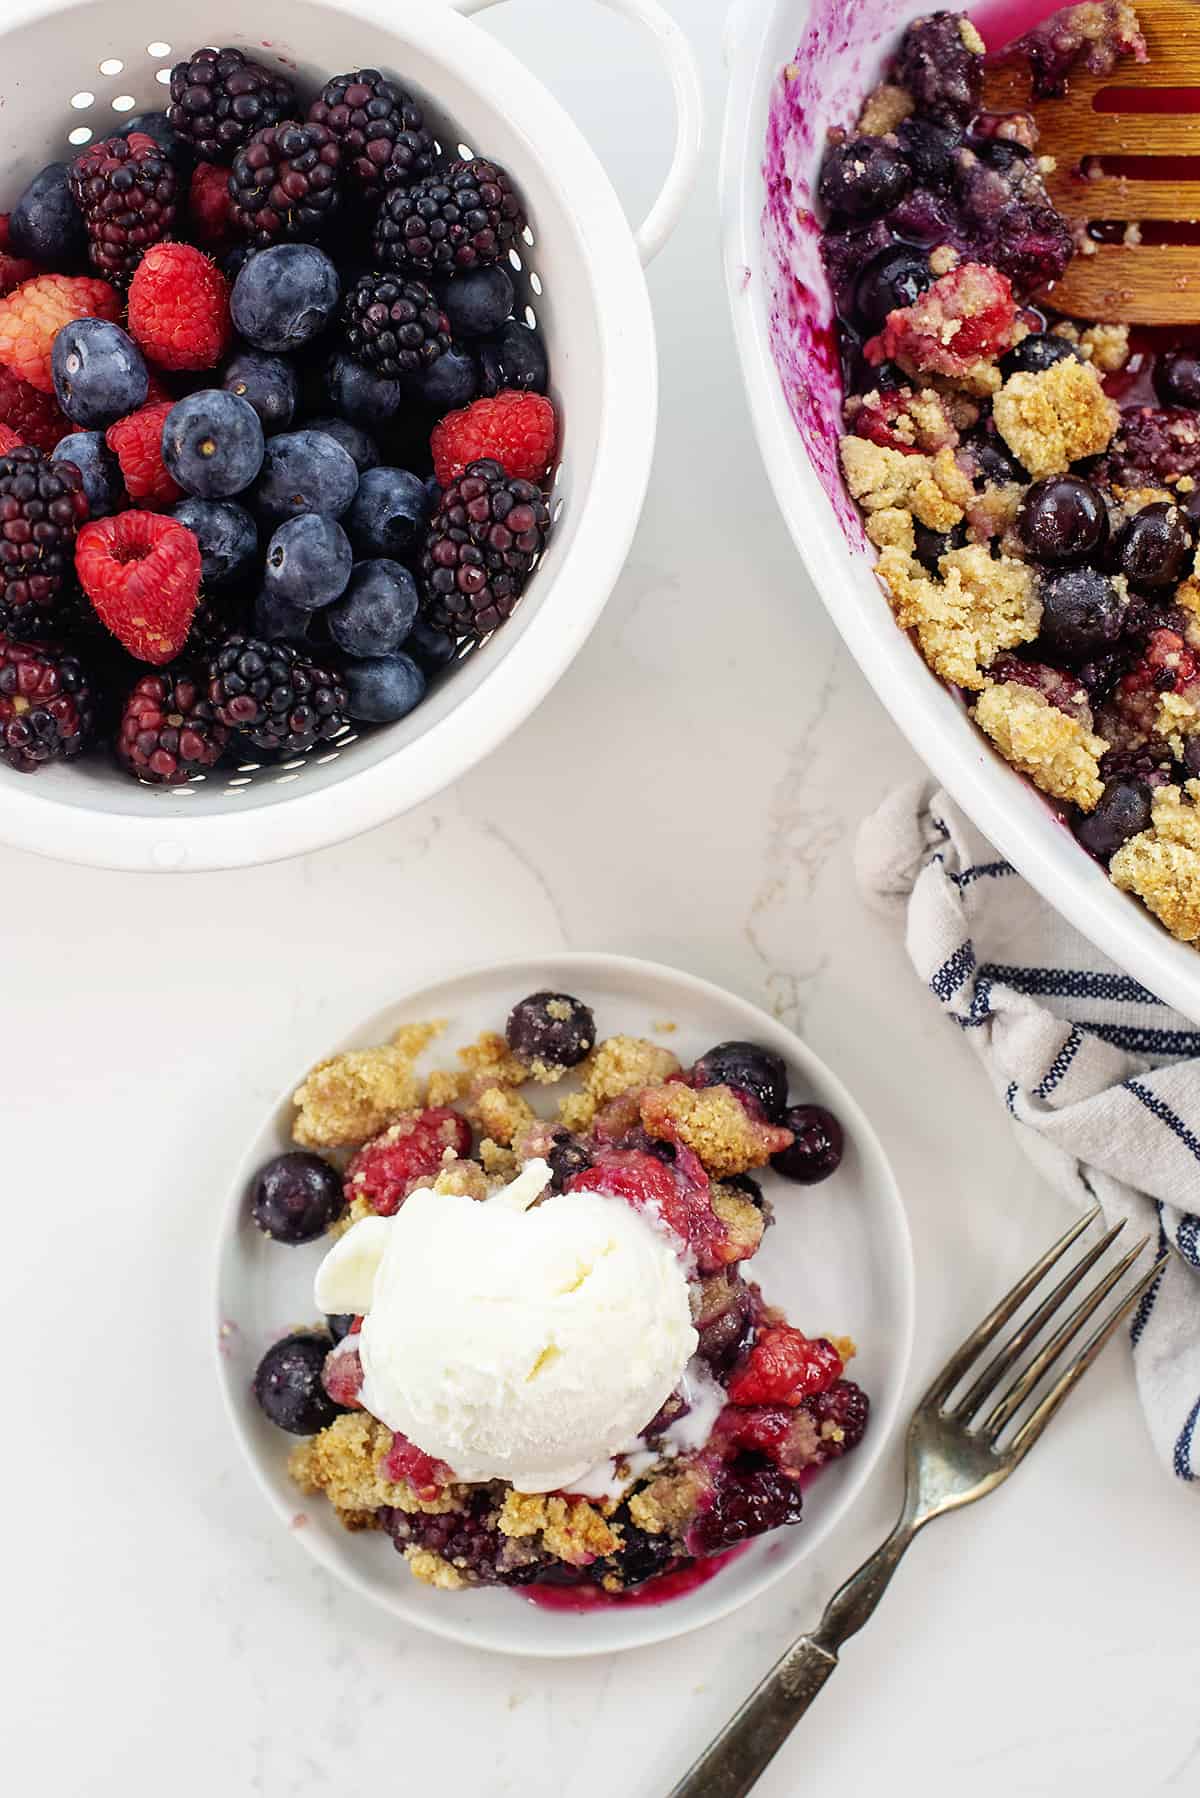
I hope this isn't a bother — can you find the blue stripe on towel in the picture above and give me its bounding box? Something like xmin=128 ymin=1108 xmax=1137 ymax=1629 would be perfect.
xmin=1033 ymin=1027 xmax=1083 ymax=1099
xmin=1130 ymin=1203 xmax=1169 ymax=1349
xmin=1089 ymin=1023 xmax=1200 ymax=1056
xmin=930 ymin=941 xmax=976 ymax=1001
xmin=1174 ymin=1392 xmax=1199 ymax=1481
xmin=1125 ymin=1079 xmax=1200 ymax=1164
xmin=1175 ymin=1213 xmax=1200 ymax=1269
xmin=976 ymin=965 xmax=1165 ymax=1006
xmin=950 ymin=860 xmax=1017 ymax=890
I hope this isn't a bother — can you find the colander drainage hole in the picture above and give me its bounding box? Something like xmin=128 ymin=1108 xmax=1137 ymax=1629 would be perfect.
xmin=508 ymin=248 xmax=523 ymax=273
xmin=521 ymin=225 xmax=535 ymax=247
xmin=529 ymin=271 xmax=542 ymax=295
xmin=156 ymin=69 xmax=171 ymax=85
xmin=146 ymin=41 xmax=171 ymax=57
xmin=68 ymin=127 xmax=93 ymax=146
xmin=111 ymin=95 xmax=136 ymax=112
xmin=98 ymin=58 xmax=123 ymax=75
xmin=71 ymin=91 xmax=94 ymax=108
xmin=524 ymin=304 xmax=537 ymax=328
xmin=273 ymin=772 xmax=300 ymax=785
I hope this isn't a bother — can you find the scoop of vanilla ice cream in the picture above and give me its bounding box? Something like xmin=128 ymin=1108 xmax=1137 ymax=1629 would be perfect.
xmin=313 ymin=1158 xmax=697 ymax=1493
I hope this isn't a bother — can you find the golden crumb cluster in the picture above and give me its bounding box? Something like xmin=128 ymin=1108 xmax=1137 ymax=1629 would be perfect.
xmin=1111 ymin=783 xmax=1200 ymax=941
xmin=875 ymin=543 xmax=1041 ymax=690
xmin=991 ymin=359 xmax=1118 ymax=480
xmin=973 ymin=683 xmax=1105 ymax=811
xmin=292 ymin=1023 xmax=442 ymax=1149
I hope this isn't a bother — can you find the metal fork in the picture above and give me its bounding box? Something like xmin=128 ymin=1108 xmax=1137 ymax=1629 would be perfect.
xmin=667 ymin=1205 xmax=1168 ymax=1798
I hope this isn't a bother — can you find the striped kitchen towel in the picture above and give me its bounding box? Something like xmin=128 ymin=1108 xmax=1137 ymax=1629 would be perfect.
xmin=857 ymin=780 xmax=1199 ymax=1488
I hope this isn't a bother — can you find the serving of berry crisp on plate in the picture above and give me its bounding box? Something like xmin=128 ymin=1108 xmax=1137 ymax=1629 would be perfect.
xmin=215 ymin=954 xmax=913 ymax=1656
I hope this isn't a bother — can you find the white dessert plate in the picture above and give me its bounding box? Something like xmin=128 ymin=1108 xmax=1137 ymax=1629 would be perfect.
xmin=214 ymin=952 xmax=914 ymax=1656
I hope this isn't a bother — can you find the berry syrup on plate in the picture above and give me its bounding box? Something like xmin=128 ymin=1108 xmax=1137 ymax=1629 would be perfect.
xmin=524 ymin=1547 xmax=747 ymax=1612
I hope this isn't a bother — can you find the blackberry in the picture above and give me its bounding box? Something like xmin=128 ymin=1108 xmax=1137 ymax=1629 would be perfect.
xmin=0 ymin=637 xmax=93 ymax=772
xmin=1098 ymin=738 xmax=1176 ymax=787
xmin=207 ymin=632 xmax=348 ymax=755
xmin=0 ymin=447 xmax=90 ymax=638
xmin=307 ymin=71 xmax=434 ymax=200
xmin=373 ymin=157 xmax=525 ymax=278
xmin=115 ymin=665 xmax=230 ymax=785
xmin=592 ymin=1510 xmax=676 ymax=1590
xmin=383 ymin=1491 xmax=538 ymax=1586
xmin=419 ymin=457 xmax=549 ymax=641
xmin=800 ymin=1379 xmax=871 ymax=1461
xmin=68 ymin=132 xmax=176 ymax=284
xmin=341 ymin=273 xmax=451 ymax=379
xmin=892 ymin=12 xmax=982 ymax=123
xmin=230 ymin=121 xmax=342 ymax=246
xmin=167 ymin=47 xmax=295 ymax=165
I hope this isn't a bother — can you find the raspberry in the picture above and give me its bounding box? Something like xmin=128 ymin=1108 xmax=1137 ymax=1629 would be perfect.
xmin=419 ymin=457 xmax=550 ymax=641
xmin=127 ymin=243 xmax=232 ymax=372
xmin=568 ymin=1146 xmax=731 ymax=1272
xmin=207 ymin=633 xmax=349 ymax=755
xmin=0 ymin=447 xmax=89 ymax=637
xmin=0 ymin=637 xmax=94 ymax=771
xmin=76 ymin=510 xmax=201 ymax=663
xmin=0 ymin=253 xmax=39 ymax=297
xmin=867 ymin=263 xmax=1022 ymax=380
xmin=106 ymin=402 xmax=180 ymax=508
xmin=229 ymin=120 xmax=342 ymax=246
xmin=341 ymin=274 xmax=450 ymax=380
xmin=115 ymin=664 xmax=229 ymax=783
xmin=431 ymin=391 xmax=557 ymax=487
xmin=321 ymin=1337 xmax=364 ymax=1410
xmin=344 ymin=1107 xmax=474 ymax=1214
xmin=0 ymin=216 xmax=10 ymax=250
xmin=373 ymin=157 xmax=525 ymax=278
xmin=0 ymin=424 xmax=21 ymax=455
xmin=69 ymin=132 xmax=177 ymax=284
xmin=726 ymin=1327 xmax=844 ymax=1408
xmin=307 ymin=71 xmax=434 ymax=200
xmin=167 ymin=46 xmax=295 ymax=164
xmin=379 ymin=1433 xmax=453 ymax=1501
xmin=189 ymin=161 xmax=234 ymax=246
xmin=0 ymin=369 xmax=70 ymax=455
xmin=0 ymin=274 xmax=122 ymax=393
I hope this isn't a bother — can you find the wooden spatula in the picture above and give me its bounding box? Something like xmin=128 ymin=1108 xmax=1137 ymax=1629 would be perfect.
xmin=983 ymin=0 xmax=1200 ymax=322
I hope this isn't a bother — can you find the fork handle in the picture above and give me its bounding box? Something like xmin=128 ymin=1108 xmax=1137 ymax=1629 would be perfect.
xmin=666 ymin=1520 xmax=917 ymax=1798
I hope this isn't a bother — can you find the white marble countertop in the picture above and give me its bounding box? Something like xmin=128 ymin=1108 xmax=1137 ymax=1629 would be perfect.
xmin=5 ymin=3 xmax=1197 ymax=1793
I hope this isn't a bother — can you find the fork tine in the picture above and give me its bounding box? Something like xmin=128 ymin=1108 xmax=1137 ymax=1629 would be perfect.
xmin=1004 ymin=1253 xmax=1170 ymax=1459
xmin=980 ymin=1235 xmax=1149 ymax=1439
xmin=921 ymin=1204 xmax=1101 ymax=1408
xmin=950 ymin=1220 xmax=1128 ymax=1424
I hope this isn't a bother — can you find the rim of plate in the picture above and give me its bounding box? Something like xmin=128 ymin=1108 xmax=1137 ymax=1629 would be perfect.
xmin=213 ymin=951 xmax=915 ymax=1656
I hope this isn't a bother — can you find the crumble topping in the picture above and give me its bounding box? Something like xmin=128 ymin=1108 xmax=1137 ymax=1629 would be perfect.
xmin=856 ymin=81 xmax=914 ymax=134
xmin=974 ymin=681 xmax=1105 ymax=809
xmin=876 ymin=542 xmax=1041 ymax=689
xmin=992 ymin=358 xmax=1119 ymax=479
xmin=1074 ymin=321 xmax=1131 ymax=373
xmin=289 ymin=1414 xmax=463 ymax=1520
xmin=456 ymin=1030 xmax=528 ymax=1088
xmin=1111 ymin=781 xmax=1200 ymax=940
xmin=497 ymin=1491 xmax=620 ymax=1563
xmin=639 ymin=1082 xmax=791 ymax=1178
xmin=425 ymin=1067 xmax=468 ymax=1107
xmin=710 ymin=1184 xmax=767 ymax=1259
xmin=839 ymin=436 xmax=971 ymax=533
xmin=471 ymin=1083 xmax=537 ymax=1146
xmin=293 ymin=1022 xmax=442 ymax=1149
xmin=405 ymin=1549 xmax=469 ymax=1590
xmin=629 ymin=1467 xmax=707 ymax=1536
xmin=583 ymin=1034 xmax=682 ymax=1106
xmin=479 ymin=1136 xmax=520 ymax=1179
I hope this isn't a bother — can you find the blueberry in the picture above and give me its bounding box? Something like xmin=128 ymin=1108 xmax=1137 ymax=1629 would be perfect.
xmin=407 ymin=343 xmax=478 ymax=412
xmin=221 ymin=347 xmax=298 ymax=435
xmin=852 ymin=246 xmax=931 ymax=333
xmin=505 ymin=991 xmax=596 ymax=1071
xmin=264 ymin=514 xmax=353 ymax=610
xmin=913 ymin=519 xmax=966 ymax=573
xmin=116 ymin=111 xmax=194 ymax=176
xmin=221 ymin=243 xmax=257 ymax=284
xmin=341 ymin=651 xmax=427 ymax=722
xmin=323 ymin=350 xmax=402 ymax=427
xmin=546 ymin=1130 xmax=593 ymax=1192
xmin=52 ymin=432 xmax=123 ymax=517
xmin=999 ymin=332 xmax=1080 ymax=379
xmin=1017 ymin=475 xmax=1109 ymax=565
xmin=406 ymin=613 xmax=458 ymax=673
xmin=163 ymin=390 xmax=265 ymax=499
xmin=964 ymin=425 xmax=1028 ymax=487
xmin=438 ymin=265 xmax=515 ymax=338
xmin=9 ymin=161 xmax=85 ymax=268
xmin=345 ymin=465 xmax=431 ymax=560
xmin=327 ymin=558 xmax=419 ymax=655
xmin=231 ymin=243 xmax=341 ymax=353
xmin=305 ymin=416 xmax=379 ymax=472
xmin=254 ymin=586 xmax=312 ymax=643
xmin=771 ymin=1104 xmax=844 ymax=1183
xmin=477 ymin=319 xmax=548 ymax=397
xmin=172 ymin=497 xmax=259 ymax=587
xmin=894 ymin=117 xmax=962 ymax=192
xmin=252 ymin=1150 xmax=345 ymax=1242
xmin=253 ymin=1332 xmax=345 ymax=1435
xmin=818 ymin=137 xmax=912 ymax=219
xmin=1155 ymin=351 xmax=1200 ymax=409
xmin=1074 ymin=778 xmax=1153 ymax=861
xmin=1116 ymin=501 xmax=1193 ymax=591
xmin=51 ymin=318 xmax=147 ymax=429
xmin=693 ymin=1040 xmax=789 ymax=1121
xmin=254 ymin=429 xmax=359 ymax=522
xmin=326 ymin=1313 xmax=355 ymax=1344
xmin=1038 ymin=566 xmax=1124 ymax=661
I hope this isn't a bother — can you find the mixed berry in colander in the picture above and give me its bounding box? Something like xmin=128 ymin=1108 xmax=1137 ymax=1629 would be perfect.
xmin=249 ymin=995 xmax=865 ymax=1604
xmin=818 ymin=3 xmax=1200 ymax=947
xmin=0 ymin=49 xmax=558 ymax=784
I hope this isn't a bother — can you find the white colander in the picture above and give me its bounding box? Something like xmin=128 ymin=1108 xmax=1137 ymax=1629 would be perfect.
xmin=0 ymin=0 xmax=701 ymax=871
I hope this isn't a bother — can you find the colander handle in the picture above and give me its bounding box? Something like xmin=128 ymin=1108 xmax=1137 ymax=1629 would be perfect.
xmin=446 ymin=0 xmax=703 ymax=263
